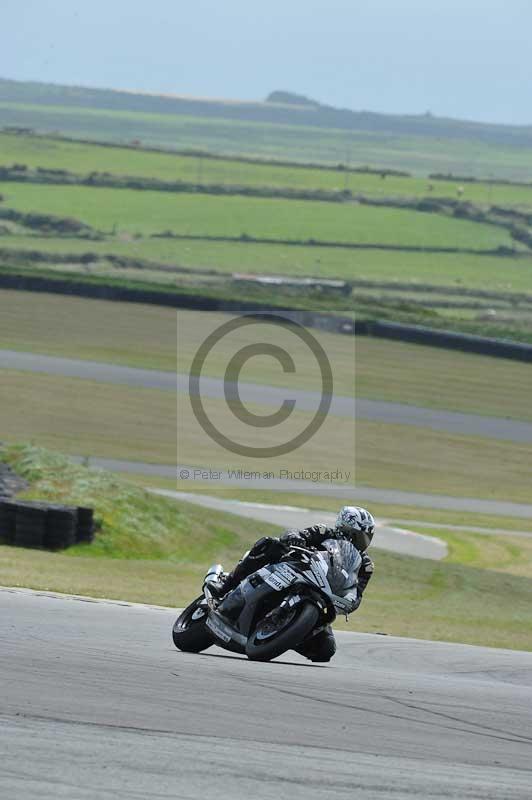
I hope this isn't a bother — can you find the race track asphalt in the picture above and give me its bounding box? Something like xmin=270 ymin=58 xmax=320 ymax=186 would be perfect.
xmin=2 ymin=349 xmax=532 ymax=443
xmin=1 ymin=588 xmax=531 ymax=800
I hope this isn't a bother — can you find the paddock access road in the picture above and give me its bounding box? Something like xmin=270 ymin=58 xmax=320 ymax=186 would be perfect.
xmin=151 ymin=488 xmax=448 ymax=559
xmin=72 ymin=455 xmax=532 ymax=520
xmin=1 ymin=587 xmax=531 ymax=800
xmin=2 ymin=349 xmax=532 ymax=443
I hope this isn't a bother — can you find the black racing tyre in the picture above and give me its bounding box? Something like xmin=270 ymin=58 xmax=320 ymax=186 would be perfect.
xmin=77 ymin=507 xmax=94 ymax=526
xmin=14 ymin=533 xmax=40 ymax=548
xmin=15 ymin=504 xmax=47 ymax=548
xmin=0 ymin=501 xmax=17 ymax=544
xmin=76 ymin=507 xmax=94 ymax=543
xmin=76 ymin=526 xmax=95 ymax=544
xmin=45 ymin=506 xmax=77 ymax=550
xmin=46 ymin=531 xmax=75 ymax=550
xmin=172 ymin=597 xmax=214 ymax=653
xmin=246 ymin=601 xmax=320 ymax=662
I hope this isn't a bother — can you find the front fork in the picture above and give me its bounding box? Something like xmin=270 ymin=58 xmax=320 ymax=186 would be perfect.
xmin=202 ymin=563 xmax=224 ymax=608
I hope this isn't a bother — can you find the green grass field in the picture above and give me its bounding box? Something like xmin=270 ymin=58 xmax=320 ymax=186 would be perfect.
xmin=406 ymin=525 xmax=532 ymax=579
xmin=0 ymin=181 xmax=513 ymax=250
xmin=0 ymin=289 xmax=179 ymax=370
xmin=2 ymin=292 xmax=531 ymax=422
xmin=1 ymin=445 xmax=531 ymax=651
xmin=354 ymin=419 xmax=532 ymax=504
xmin=3 ymin=132 xmax=532 ymax=208
xmin=3 ymin=102 xmax=532 ymax=180
xmin=2 ymin=129 xmax=532 ymax=345
xmin=0 ymin=370 xmax=178 ymax=464
xmin=4 ymin=234 xmax=532 ymax=293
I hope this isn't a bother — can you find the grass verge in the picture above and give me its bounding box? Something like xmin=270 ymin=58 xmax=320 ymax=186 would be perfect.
xmin=407 ymin=526 xmax=532 ymax=579
xmin=1 ymin=443 xmax=531 ymax=651
xmin=0 ymin=443 xmax=276 ymax=560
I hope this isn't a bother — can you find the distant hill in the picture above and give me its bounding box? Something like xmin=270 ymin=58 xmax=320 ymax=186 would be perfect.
xmin=2 ymin=77 xmax=532 ymax=148
xmin=266 ymin=91 xmax=320 ymax=108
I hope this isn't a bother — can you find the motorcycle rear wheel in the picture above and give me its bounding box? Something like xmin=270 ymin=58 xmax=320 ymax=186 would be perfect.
xmin=172 ymin=596 xmax=213 ymax=652
xmin=246 ymin=601 xmax=320 ymax=662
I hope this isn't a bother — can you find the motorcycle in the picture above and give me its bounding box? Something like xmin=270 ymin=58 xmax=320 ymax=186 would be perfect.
xmin=172 ymin=538 xmax=362 ymax=662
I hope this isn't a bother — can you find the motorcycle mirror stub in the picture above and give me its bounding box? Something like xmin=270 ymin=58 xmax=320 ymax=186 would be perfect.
xmin=204 ymin=563 xmax=224 ymax=583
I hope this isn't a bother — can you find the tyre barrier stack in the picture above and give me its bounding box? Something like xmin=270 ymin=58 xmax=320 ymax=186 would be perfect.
xmin=45 ymin=505 xmax=78 ymax=550
xmin=0 ymin=501 xmax=17 ymax=545
xmin=0 ymin=501 xmax=95 ymax=550
xmin=14 ymin=502 xmax=48 ymax=549
xmin=76 ymin=506 xmax=95 ymax=544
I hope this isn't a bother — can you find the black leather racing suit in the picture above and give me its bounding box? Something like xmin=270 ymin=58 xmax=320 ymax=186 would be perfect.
xmin=218 ymin=524 xmax=374 ymax=662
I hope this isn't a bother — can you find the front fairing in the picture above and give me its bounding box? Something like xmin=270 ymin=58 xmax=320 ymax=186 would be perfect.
xmin=320 ymin=538 xmax=361 ymax=594
xmin=213 ymin=542 xmax=360 ymax=640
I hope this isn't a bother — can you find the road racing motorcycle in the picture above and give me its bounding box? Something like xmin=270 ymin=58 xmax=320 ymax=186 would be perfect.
xmin=172 ymin=538 xmax=361 ymax=661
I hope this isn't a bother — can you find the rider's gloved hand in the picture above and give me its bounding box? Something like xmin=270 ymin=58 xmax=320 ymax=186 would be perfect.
xmin=280 ymin=529 xmax=305 ymax=548
xmin=358 ymin=553 xmax=374 ymax=593
xmin=334 ymin=591 xmax=360 ymax=615
xmin=361 ymin=552 xmax=374 ymax=572
xmin=282 ymin=535 xmax=302 ymax=548
xmin=344 ymin=591 xmax=361 ymax=614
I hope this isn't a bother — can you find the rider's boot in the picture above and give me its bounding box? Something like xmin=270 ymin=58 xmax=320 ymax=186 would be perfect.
xmin=205 ymin=537 xmax=281 ymax=603
xmin=206 ymin=537 xmax=274 ymax=599
xmin=295 ymin=626 xmax=337 ymax=663
xmin=217 ymin=585 xmax=245 ymax=619
xmin=204 ymin=564 xmax=242 ymax=600
xmin=204 ymin=574 xmax=227 ymax=600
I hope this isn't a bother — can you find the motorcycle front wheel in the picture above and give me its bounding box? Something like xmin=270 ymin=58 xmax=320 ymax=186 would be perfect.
xmin=172 ymin=596 xmax=214 ymax=652
xmin=246 ymin=600 xmax=320 ymax=662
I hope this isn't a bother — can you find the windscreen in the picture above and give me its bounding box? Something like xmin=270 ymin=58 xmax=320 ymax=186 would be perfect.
xmin=321 ymin=538 xmax=361 ymax=594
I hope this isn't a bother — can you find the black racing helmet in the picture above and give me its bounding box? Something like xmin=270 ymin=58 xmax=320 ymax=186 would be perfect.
xmin=335 ymin=506 xmax=375 ymax=551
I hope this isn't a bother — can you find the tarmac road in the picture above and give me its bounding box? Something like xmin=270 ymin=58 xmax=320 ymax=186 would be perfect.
xmin=2 ymin=349 xmax=532 ymax=442
xmin=74 ymin=455 xmax=532 ymax=519
xmin=151 ymin=489 xmax=448 ymax=560
xmin=1 ymin=587 xmax=532 ymax=800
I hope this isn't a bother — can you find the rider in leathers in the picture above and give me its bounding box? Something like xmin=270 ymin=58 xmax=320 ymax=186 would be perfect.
xmin=206 ymin=506 xmax=375 ymax=662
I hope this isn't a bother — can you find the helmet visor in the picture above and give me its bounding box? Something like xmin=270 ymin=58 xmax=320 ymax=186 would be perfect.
xmin=352 ymin=528 xmax=373 ymax=551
